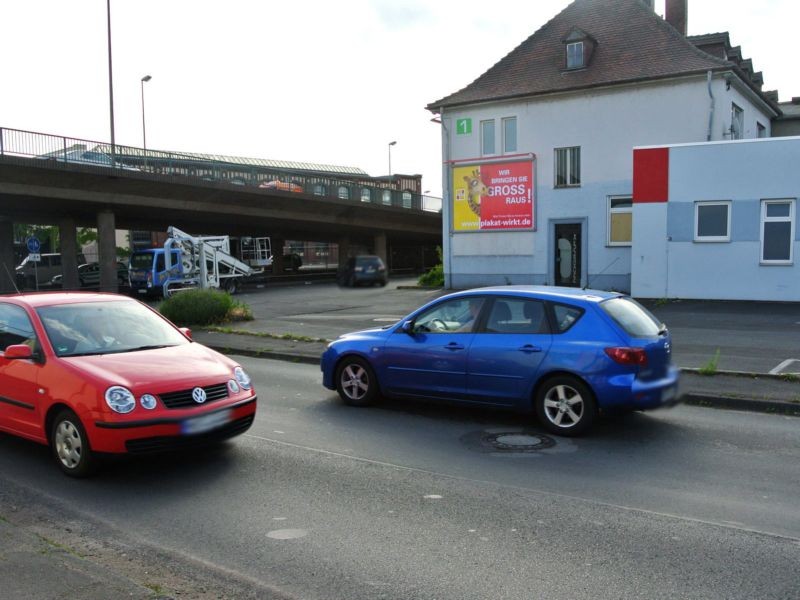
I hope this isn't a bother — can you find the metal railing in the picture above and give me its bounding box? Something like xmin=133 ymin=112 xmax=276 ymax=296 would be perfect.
xmin=0 ymin=127 xmax=442 ymax=213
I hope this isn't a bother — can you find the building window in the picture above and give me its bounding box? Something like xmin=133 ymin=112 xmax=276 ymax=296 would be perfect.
xmin=361 ymin=188 xmax=371 ymax=202
xmin=502 ymin=117 xmax=517 ymax=153
xmin=566 ymin=41 xmax=584 ymax=69
xmin=761 ymin=199 xmax=794 ymax=264
xmin=694 ymin=201 xmax=731 ymax=242
xmin=481 ymin=120 xmax=495 ymax=155
xmin=757 ymin=122 xmax=767 ymax=138
xmin=313 ymin=183 xmax=325 ymax=196
xmin=337 ymin=185 xmax=350 ymax=200
xmin=402 ymin=191 xmax=412 ymax=208
xmin=382 ymin=190 xmax=392 ymax=205
xmin=608 ymin=196 xmax=632 ymax=246
xmin=554 ymin=147 xmax=580 ymax=187
xmin=730 ymin=103 xmax=744 ymax=139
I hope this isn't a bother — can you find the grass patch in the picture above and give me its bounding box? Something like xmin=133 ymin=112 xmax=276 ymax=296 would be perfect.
xmin=778 ymin=373 xmax=800 ymax=383
xmin=144 ymin=582 xmax=167 ymax=596
xmin=36 ymin=535 xmax=86 ymax=558
xmin=698 ymin=348 xmax=721 ymax=376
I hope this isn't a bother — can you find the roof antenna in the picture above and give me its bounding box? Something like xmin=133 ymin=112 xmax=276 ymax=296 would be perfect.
xmin=2 ymin=263 xmax=21 ymax=294
xmin=583 ymin=257 xmax=620 ymax=291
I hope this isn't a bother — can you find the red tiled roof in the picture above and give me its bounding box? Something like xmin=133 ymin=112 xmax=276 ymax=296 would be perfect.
xmin=427 ymin=0 xmax=748 ymax=111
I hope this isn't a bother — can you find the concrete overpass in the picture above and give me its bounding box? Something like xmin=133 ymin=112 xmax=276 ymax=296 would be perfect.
xmin=0 ymin=129 xmax=441 ymax=293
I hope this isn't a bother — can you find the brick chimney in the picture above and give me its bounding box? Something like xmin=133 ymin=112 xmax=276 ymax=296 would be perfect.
xmin=666 ymin=0 xmax=688 ymax=36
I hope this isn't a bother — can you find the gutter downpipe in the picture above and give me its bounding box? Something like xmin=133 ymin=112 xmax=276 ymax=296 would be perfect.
xmin=432 ymin=110 xmax=452 ymax=289
xmin=706 ymin=70 xmax=715 ymax=141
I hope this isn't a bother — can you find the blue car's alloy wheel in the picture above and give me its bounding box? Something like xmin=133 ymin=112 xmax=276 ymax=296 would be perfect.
xmin=336 ymin=357 xmax=378 ymax=407
xmin=535 ymin=376 xmax=597 ymax=437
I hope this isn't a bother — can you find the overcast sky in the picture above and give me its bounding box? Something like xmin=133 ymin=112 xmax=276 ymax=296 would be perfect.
xmin=1 ymin=1 xmax=796 ymax=197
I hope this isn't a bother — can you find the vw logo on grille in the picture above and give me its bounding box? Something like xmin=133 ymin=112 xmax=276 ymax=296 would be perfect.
xmin=192 ymin=387 xmax=207 ymax=404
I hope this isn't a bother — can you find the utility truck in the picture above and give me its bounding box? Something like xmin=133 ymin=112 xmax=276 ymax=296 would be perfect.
xmin=128 ymin=226 xmax=271 ymax=297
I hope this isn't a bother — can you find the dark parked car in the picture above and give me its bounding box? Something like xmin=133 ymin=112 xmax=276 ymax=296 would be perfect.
xmin=337 ymin=255 xmax=387 ymax=287
xmin=51 ymin=262 xmax=129 ymax=288
xmin=321 ymin=286 xmax=680 ymax=436
xmin=282 ymin=252 xmax=303 ymax=273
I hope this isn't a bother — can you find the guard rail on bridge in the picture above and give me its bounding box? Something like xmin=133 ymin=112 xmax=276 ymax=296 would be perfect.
xmin=0 ymin=127 xmax=442 ymax=213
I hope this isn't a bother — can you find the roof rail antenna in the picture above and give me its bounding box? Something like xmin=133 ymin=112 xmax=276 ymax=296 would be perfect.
xmin=583 ymin=257 xmax=620 ymax=291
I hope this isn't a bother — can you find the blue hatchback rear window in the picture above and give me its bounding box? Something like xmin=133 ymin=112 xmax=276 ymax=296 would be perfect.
xmin=600 ymin=297 xmax=662 ymax=337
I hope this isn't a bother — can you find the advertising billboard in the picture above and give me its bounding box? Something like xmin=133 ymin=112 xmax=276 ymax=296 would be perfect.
xmin=452 ymin=160 xmax=534 ymax=232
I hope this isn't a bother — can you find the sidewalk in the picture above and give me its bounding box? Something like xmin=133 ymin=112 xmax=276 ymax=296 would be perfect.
xmin=0 ymin=518 xmax=152 ymax=600
xmin=192 ymin=330 xmax=800 ymax=417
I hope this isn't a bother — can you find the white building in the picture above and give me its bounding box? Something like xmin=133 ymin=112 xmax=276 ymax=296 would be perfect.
xmin=632 ymin=137 xmax=800 ymax=301
xmin=427 ymin=0 xmax=780 ymax=293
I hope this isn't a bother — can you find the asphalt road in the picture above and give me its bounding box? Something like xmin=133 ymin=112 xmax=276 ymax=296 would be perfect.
xmin=232 ymin=279 xmax=800 ymax=375
xmin=1 ymin=358 xmax=798 ymax=599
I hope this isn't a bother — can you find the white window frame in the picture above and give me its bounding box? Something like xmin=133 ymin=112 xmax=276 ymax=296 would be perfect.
xmin=502 ymin=116 xmax=517 ymax=153
xmin=760 ymin=199 xmax=795 ymax=265
xmin=337 ymin=185 xmax=350 ymax=200
xmin=566 ymin=41 xmax=584 ymax=69
xmin=481 ymin=119 xmax=496 ymax=156
xmin=694 ymin=201 xmax=731 ymax=242
xmin=730 ymin=103 xmax=743 ymax=140
xmin=382 ymin=190 xmax=392 ymax=205
xmin=361 ymin=187 xmax=371 ymax=202
xmin=607 ymin=195 xmax=633 ymax=246
xmin=554 ymin=146 xmax=580 ymax=188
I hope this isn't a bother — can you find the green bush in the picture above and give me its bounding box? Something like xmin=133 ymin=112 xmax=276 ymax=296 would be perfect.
xmin=158 ymin=289 xmax=235 ymax=326
xmin=418 ymin=246 xmax=444 ymax=287
xmin=418 ymin=263 xmax=444 ymax=287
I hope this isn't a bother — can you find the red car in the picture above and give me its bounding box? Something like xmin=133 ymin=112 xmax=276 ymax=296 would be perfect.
xmin=0 ymin=292 xmax=257 ymax=477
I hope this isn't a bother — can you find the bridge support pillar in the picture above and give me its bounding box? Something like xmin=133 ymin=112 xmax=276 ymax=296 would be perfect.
xmin=97 ymin=211 xmax=118 ymax=293
xmin=338 ymin=237 xmax=351 ymax=269
xmin=59 ymin=218 xmax=80 ymax=290
xmin=271 ymin=237 xmax=285 ymax=274
xmin=373 ymin=232 xmax=387 ymax=267
xmin=0 ymin=219 xmax=16 ymax=294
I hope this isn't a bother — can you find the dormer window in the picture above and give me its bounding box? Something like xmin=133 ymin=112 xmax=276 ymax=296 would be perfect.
xmin=566 ymin=42 xmax=584 ymax=69
xmin=562 ymin=27 xmax=596 ymax=71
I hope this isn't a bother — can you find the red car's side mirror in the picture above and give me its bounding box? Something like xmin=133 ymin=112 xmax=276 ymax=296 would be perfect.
xmin=4 ymin=344 xmax=33 ymax=359
xmin=179 ymin=327 xmax=193 ymax=340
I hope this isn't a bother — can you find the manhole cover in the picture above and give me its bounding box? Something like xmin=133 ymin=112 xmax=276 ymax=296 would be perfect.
xmin=460 ymin=429 xmax=556 ymax=453
xmin=482 ymin=431 xmax=555 ymax=452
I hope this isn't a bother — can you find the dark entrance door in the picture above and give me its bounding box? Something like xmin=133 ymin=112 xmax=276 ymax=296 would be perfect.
xmin=554 ymin=224 xmax=582 ymax=287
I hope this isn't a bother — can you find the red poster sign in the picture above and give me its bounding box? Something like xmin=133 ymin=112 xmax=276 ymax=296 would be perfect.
xmin=453 ymin=161 xmax=534 ymax=231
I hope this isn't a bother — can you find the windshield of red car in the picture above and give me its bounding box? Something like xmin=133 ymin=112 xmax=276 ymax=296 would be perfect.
xmin=37 ymin=300 xmax=189 ymax=357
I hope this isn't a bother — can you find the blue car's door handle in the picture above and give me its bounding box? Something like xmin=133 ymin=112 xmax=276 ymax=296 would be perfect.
xmin=518 ymin=344 xmax=542 ymax=353
xmin=445 ymin=342 xmax=465 ymax=351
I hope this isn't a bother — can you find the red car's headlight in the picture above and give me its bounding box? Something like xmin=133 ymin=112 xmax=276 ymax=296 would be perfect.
xmin=105 ymin=386 xmax=136 ymax=414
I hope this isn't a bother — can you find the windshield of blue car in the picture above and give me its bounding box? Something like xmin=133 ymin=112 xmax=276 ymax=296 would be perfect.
xmin=600 ymin=297 xmax=663 ymax=337
xmin=37 ymin=300 xmax=189 ymax=357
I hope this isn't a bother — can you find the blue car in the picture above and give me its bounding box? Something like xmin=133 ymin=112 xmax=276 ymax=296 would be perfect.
xmin=321 ymin=286 xmax=680 ymax=436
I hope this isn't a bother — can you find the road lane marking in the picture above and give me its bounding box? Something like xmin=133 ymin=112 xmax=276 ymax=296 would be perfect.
xmin=267 ymin=529 xmax=308 ymax=540
xmin=244 ymin=432 xmax=800 ymax=544
xmin=769 ymin=359 xmax=800 ymax=375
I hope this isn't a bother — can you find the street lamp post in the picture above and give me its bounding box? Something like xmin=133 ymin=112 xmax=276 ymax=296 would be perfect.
xmin=106 ymin=0 xmax=116 ymax=167
xmin=388 ymin=140 xmax=397 ymax=176
xmin=140 ymin=75 xmax=152 ymax=168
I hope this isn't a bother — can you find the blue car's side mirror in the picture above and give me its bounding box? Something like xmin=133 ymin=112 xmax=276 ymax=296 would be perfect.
xmin=401 ymin=320 xmax=414 ymax=334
